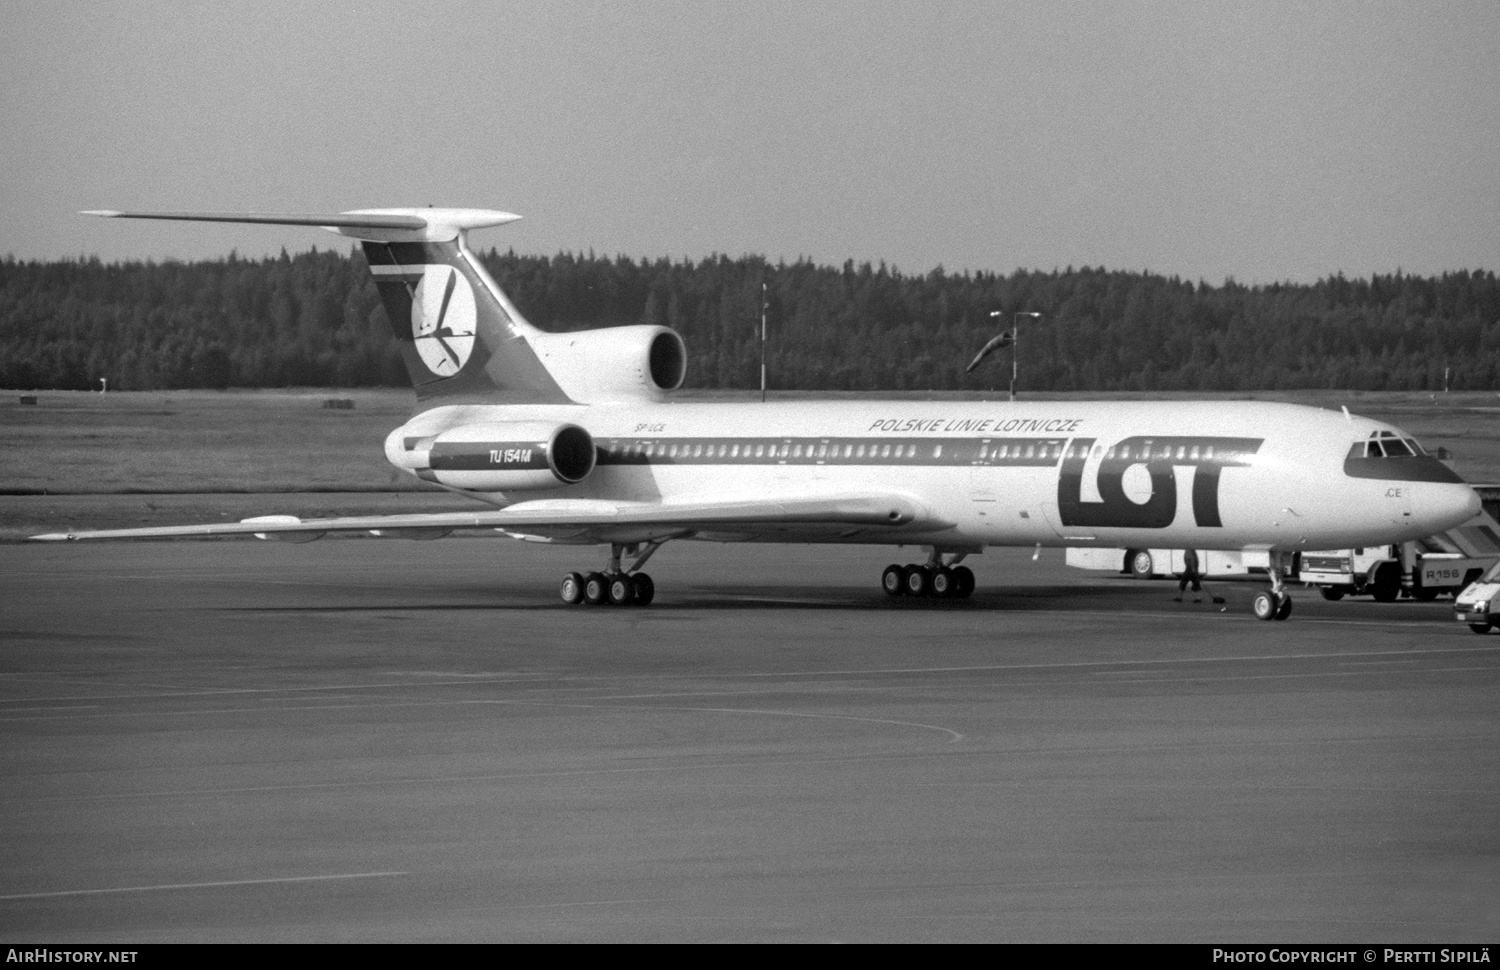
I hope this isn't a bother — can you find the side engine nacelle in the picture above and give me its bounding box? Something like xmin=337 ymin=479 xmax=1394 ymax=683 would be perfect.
xmin=528 ymin=325 xmax=686 ymax=403
xmin=389 ymin=421 xmax=597 ymax=491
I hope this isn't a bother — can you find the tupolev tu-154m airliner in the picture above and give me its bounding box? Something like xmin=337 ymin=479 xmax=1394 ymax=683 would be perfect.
xmin=33 ymin=207 xmax=1481 ymax=621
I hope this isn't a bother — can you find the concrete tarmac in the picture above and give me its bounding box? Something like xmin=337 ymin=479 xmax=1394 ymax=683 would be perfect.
xmin=1 ymin=538 xmax=1497 ymax=942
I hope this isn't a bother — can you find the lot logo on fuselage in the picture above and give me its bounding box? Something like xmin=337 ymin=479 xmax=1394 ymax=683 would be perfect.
xmin=1058 ymin=436 xmax=1263 ymax=529
xmin=410 ymin=265 xmax=477 ymax=376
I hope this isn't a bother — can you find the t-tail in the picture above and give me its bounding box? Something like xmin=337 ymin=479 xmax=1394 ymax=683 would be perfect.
xmin=83 ymin=208 xmax=687 ymax=406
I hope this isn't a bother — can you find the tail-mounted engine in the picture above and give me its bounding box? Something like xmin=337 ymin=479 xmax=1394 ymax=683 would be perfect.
xmin=528 ymin=325 xmax=686 ymax=403
xmin=391 ymin=421 xmax=597 ymax=491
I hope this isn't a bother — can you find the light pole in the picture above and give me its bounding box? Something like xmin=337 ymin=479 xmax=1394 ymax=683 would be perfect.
xmin=987 ymin=310 xmax=1042 ymax=401
xmin=760 ymin=281 xmax=768 ymax=403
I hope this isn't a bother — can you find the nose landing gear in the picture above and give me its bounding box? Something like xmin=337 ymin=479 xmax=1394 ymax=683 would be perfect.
xmin=560 ymin=541 xmax=661 ymax=607
xmin=1252 ymin=552 xmax=1294 ymax=621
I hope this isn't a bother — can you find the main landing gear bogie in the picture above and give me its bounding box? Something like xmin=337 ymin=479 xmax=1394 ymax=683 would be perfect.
xmin=882 ymin=561 xmax=975 ymax=600
xmin=560 ymin=570 xmax=655 ymax=607
xmin=559 ymin=542 xmax=661 ymax=607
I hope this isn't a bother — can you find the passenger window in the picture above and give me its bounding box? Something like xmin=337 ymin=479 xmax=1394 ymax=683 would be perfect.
xmin=932 ymin=445 xmax=942 ymax=458
xmin=880 ymin=444 xmax=891 ymax=458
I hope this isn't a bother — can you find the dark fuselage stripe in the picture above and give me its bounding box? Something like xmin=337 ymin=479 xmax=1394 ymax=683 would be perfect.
xmin=595 ymin=436 xmax=1066 ymax=468
xmin=589 ymin=435 xmax=1259 ymax=469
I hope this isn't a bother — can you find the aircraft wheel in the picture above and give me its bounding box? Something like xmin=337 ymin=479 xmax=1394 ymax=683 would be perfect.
xmin=1129 ymin=549 xmax=1154 ymax=579
xmin=931 ymin=567 xmax=956 ymax=598
xmin=1252 ymin=590 xmax=1279 ymax=621
xmin=583 ymin=572 xmax=610 ymax=605
xmin=609 ymin=575 xmax=635 ymax=605
xmin=953 ymin=565 xmax=975 ymax=598
xmin=905 ymin=564 xmax=932 ymax=597
xmin=631 ymin=572 xmax=655 ymax=606
xmin=1468 ymin=623 xmax=1491 ymax=634
xmin=560 ymin=572 xmax=585 ymax=605
xmin=882 ymin=564 xmax=906 ymax=597
xmin=1319 ymin=587 xmax=1344 ymax=601
xmin=1274 ymin=593 xmax=1293 ymax=621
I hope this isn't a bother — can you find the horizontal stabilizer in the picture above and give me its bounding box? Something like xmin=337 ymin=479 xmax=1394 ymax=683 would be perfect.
xmin=81 ymin=208 xmax=522 ymax=242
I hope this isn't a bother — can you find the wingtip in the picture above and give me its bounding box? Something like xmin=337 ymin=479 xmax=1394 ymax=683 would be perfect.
xmin=80 ymin=210 xmax=123 ymax=218
xmin=28 ymin=533 xmax=73 ymax=542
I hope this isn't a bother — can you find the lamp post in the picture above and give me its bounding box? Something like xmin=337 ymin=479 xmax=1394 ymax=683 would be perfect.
xmin=760 ymin=281 xmax=768 ymax=403
xmin=988 ymin=311 xmax=1042 ymax=401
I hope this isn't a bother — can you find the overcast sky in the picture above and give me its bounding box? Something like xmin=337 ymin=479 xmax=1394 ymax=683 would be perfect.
xmin=3 ymin=0 xmax=1497 ymax=283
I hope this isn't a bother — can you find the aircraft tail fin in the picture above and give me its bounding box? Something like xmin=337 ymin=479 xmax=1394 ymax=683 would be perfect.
xmin=84 ymin=208 xmax=574 ymax=406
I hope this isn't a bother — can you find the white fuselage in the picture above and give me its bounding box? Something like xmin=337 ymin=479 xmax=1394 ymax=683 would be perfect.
xmin=388 ymin=398 xmax=1481 ymax=554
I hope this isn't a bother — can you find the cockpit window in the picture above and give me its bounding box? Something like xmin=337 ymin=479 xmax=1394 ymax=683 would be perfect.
xmin=1354 ymin=432 xmax=1425 ymax=460
xmin=1382 ymin=438 xmax=1413 ymax=457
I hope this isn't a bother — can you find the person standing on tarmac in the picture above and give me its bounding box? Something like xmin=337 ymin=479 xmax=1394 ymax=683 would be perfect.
xmin=1174 ymin=549 xmax=1227 ymax=605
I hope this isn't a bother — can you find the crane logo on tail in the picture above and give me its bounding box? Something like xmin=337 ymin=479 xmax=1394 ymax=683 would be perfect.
xmin=410 ymin=265 xmax=478 ymax=376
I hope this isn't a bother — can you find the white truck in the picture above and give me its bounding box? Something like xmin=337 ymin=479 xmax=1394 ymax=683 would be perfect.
xmin=1297 ymin=542 xmax=1489 ymax=601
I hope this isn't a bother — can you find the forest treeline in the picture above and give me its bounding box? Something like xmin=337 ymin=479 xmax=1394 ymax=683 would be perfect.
xmin=3 ymin=247 xmax=1499 ymax=393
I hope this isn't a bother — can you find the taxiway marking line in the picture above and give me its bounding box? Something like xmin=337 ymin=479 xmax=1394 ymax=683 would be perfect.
xmin=1 ymin=644 xmax=1495 ymax=707
xmin=2 ymin=661 xmax=1496 ymax=722
xmin=0 ymin=871 xmax=407 ymax=901
xmin=9 ymin=731 xmax=1495 ymax=805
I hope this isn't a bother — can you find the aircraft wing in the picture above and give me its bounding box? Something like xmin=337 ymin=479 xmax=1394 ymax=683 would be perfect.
xmin=29 ymin=493 xmax=948 ymax=544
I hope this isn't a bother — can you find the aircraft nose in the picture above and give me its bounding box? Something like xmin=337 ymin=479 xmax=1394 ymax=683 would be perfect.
xmin=1413 ymin=482 xmax=1482 ymax=531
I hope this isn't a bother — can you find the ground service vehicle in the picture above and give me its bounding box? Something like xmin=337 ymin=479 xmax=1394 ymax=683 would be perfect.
xmin=1454 ymin=558 xmax=1500 ymax=632
xmin=1298 ymin=541 xmax=1491 ymax=602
